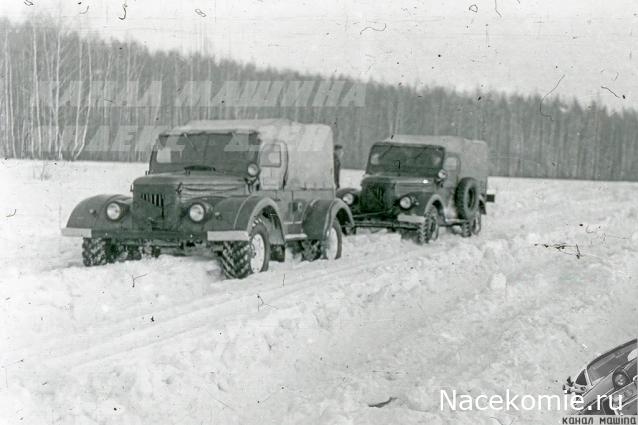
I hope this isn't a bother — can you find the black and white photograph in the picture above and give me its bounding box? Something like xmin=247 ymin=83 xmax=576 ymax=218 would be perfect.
xmin=0 ymin=0 xmax=637 ymax=424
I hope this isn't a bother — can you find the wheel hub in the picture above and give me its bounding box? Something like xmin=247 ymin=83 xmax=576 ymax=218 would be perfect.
xmin=325 ymin=227 xmax=339 ymax=260
xmin=250 ymin=234 xmax=266 ymax=272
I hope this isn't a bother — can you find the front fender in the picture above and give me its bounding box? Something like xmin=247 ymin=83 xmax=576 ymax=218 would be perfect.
xmin=206 ymin=196 xmax=285 ymax=243
xmin=411 ymin=192 xmax=445 ymax=217
xmin=302 ymin=199 xmax=354 ymax=240
xmin=336 ymin=187 xmax=359 ymax=199
xmin=336 ymin=187 xmax=360 ymax=211
xmin=65 ymin=194 xmax=132 ymax=230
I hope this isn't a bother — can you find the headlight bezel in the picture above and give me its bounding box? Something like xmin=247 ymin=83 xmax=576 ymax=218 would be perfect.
xmin=188 ymin=203 xmax=207 ymax=223
xmin=398 ymin=195 xmax=413 ymax=210
xmin=105 ymin=202 xmax=124 ymax=221
xmin=247 ymin=163 xmax=260 ymax=177
xmin=341 ymin=192 xmax=355 ymax=206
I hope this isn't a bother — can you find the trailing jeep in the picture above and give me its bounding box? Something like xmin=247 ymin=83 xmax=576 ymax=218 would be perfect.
xmin=337 ymin=135 xmax=494 ymax=243
xmin=62 ymin=119 xmax=353 ymax=279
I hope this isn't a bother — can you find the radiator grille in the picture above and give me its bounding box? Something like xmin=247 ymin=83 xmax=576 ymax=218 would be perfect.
xmin=140 ymin=192 xmax=165 ymax=208
xmin=361 ymin=182 xmax=393 ymax=212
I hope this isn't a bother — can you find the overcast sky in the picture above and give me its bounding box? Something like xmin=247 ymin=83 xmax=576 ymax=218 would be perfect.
xmin=2 ymin=0 xmax=637 ymax=109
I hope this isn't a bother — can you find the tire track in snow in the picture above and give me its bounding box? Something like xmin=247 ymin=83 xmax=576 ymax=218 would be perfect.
xmin=260 ymin=228 xmax=637 ymax=424
xmin=4 ymin=235 xmax=484 ymax=370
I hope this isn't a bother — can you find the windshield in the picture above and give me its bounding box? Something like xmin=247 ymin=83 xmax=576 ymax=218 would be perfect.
xmin=366 ymin=144 xmax=444 ymax=176
xmin=149 ymin=132 xmax=258 ymax=174
xmin=587 ymin=342 xmax=637 ymax=383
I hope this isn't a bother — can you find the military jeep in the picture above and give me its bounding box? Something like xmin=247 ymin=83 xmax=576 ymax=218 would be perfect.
xmin=62 ymin=119 xmax=353 ymax=279
xmin=337 ymin=135 xmax=494 ymax=243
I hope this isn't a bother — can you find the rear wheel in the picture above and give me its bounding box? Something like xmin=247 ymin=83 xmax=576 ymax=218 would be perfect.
xmin=322 ymin=221 xmax=342 ymax=260
xmin=220 ymin=218 xmax=270 ymax=279
xmin=270 ymin=245 xmax=286 ymax=262
xmin=470 ymin=214 xmax=482 ymax=235
xmin=142 ymin=244 xmax=161 ymax=258
xmin=460 ymin=214 xmax=481 ymax=238
xmin=82 ymin=238 xmax=142 ymax=266
xmin=124 ymin=245 xmax=142 ymax=261
xmin=301 ymin=220 xmax=343 ymax=261
xmin=301 ymin=240 xmax=321 ymax=262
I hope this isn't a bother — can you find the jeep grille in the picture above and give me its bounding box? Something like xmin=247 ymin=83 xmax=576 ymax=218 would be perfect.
xmin=361 ymin=182 xmax=394 ymax=212
xmin=140 ymin=192 xmax=165 ymax=208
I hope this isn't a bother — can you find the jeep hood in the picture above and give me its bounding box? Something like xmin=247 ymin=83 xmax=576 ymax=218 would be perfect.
xmin=362 ymin=174 xmax=437 ymax=184
xmin=133 ymin=172 xmax=247 ymax=199
xmin=362 ymin=174 xmax=436 ymax=192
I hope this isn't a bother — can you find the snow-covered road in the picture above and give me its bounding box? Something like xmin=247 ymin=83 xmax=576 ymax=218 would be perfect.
xmin=1 ymin=160 xmax=636 ymax=425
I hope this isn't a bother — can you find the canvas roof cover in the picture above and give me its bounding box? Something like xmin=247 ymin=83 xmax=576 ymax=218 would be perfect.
xmin=163 ymin=119 xmax=335 ymax=190
xmin=379 ymin=134 xmax=489 ymax=179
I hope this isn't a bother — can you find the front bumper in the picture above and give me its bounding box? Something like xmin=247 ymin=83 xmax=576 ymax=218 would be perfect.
xmin=61 ymin=227 xmax=249 ymax=242
xmin=352 ymin=213 xmax=471 ymax=230
xmin=350 ymin=214 xmax=421 ymax=230
xmin=61 ymin=227 xmax=92 ymax=237
xmin=398 ymin=214 xmax=425 ymax=224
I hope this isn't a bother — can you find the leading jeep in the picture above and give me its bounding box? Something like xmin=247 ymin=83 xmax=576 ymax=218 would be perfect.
xmin=62 ymin=119 xmax=353 ymax=279
xmin=338 ymin=135 xmax=494 ymax=244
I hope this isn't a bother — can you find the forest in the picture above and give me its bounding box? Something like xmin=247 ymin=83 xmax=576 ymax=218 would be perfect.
xmin=1 ymin=17 xmax=637 ymax=181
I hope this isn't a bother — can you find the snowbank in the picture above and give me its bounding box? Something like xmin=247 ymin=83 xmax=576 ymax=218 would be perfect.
xmin=0 ymin=159 xmax=636 ymax=425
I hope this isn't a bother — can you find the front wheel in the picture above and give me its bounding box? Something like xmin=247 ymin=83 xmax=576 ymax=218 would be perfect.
xmin=220 ymin=218 xmax=270 ymax=279
xmin=82 ymin=237 xmax=119 ymax=266
xmin=416 ymin=207 xmax=439 ymax=245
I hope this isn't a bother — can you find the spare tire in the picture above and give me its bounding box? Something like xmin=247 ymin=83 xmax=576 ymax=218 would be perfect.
xmin=455 ymin=177 xmax=480 ymax=219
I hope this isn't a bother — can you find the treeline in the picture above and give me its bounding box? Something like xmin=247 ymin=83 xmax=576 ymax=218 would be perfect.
xmin=1 ymin=17 xmax=637 ymax=180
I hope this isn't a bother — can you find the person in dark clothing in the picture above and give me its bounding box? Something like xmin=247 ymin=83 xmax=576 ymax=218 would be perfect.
xmin=333 ymin=144 xmax=344 ymax=188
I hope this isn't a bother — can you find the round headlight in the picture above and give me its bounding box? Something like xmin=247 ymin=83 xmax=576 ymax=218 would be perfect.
xmin=189 ymin=203 xmax=206 ymax=222
xmin=399 ymin=196 xmax=413 ymax=209
xmin=342 ymin=192 xmax=355 ymax=206
xmin=437 ymin=169 xmax=448 ymax=180
xmin=106 ymin=202 xmax=123 ymax=220
xmin=613 ymin=372 xmax=629 ymax=388
xmin=247 ymin=163 xmax=259 ymax=177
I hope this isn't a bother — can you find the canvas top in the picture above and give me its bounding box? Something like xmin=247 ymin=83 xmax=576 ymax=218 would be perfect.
xmin=376 ymin=134 xmax=489 ymax=180
xmin=161 ymin=119 xmax=336 ymax=190
xmin=162 ymin=119 xmax=293 ymax=135
xmin=380 ymin=134 xmax=487 ymax=154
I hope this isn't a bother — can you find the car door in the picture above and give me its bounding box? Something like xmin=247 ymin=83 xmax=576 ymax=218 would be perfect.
xmin=441 ymin=153 xmax=461 ymax=201
xmin=258 ymin=142 xmax=294 ymax=232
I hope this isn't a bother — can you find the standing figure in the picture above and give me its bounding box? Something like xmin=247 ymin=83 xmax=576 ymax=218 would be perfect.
xmin=333 ymin=144 xmax=344 ymax=188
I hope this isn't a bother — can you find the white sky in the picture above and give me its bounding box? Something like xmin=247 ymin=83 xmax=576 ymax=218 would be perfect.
xmin=2 ymin=0 xmax=638 ymax=109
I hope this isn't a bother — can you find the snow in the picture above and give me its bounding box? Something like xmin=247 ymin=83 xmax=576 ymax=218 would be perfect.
xmin=1 ymin=159 xmax=637 ymax=425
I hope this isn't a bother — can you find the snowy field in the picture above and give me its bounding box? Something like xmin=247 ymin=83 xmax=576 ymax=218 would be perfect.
xmin=1 ymin=159 xmax=637 ymax=425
